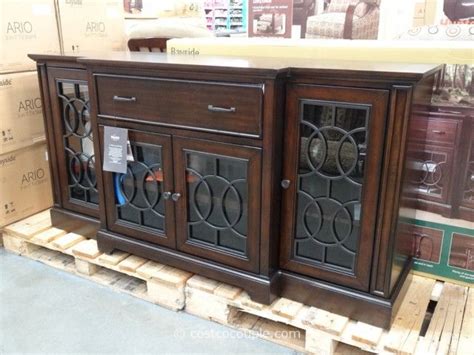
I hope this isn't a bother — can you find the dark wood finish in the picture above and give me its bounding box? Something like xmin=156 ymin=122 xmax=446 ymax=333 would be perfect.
xmin=128 ymin=38 xmax=169 ymax=53
xmin=100 ymin=127 xmax=176 ymax=248
xmin=95 ymin=74 xmax=263 ymax=137
xmin=173 ymin=137 xmax=262 ymax=273
xmin=44 ymin=67 xmax=100 ymax=224
xmin=411 ymin=116 xmax=460 ymax=146
xmin=397 ymin=225 xmax=443 ymax=263
xmin=30 ymin=52 xmax=442 ymax=329
xmin=278 ymin=263 xmax=413 ymax=329
xmin=280 ymin=84 xmax=389 ymax=291
xmin=449 ymin=233 xmax=474 ymax=271
xmin=408 ymin=104 xmax=473 ymax=220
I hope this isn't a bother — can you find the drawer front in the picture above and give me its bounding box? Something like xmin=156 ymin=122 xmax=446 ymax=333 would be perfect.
xmin=96 ymin=75 xmax=263 ymax=137
xmin=411 ymin=117 xmax=460 ymax=146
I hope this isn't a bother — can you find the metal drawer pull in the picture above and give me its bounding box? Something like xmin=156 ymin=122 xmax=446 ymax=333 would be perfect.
xmin=163 ymin=192 xmax=172 ymax=200
xmin=281 ymin=180 xmax=291 ymax=189
xmin=432 ymin=130 xmax=446 ymax=135
xmin=113 ymin=95 xmax=137 ymax=103
xmin=208 ymin=105 xmax=236 ymax=113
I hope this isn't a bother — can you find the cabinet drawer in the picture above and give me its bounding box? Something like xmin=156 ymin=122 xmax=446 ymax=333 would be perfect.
xmin=411 ymin=117 xmax=460 ymax=146
xmin=96 ymin=75 xmax=263 ymax=137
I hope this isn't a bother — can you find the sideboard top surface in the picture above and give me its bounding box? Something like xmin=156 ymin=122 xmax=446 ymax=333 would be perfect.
xmin=29 ymin=52 xmax=441 ymax=82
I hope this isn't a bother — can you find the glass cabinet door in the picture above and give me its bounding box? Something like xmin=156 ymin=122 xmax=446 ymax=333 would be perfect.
xmin=173 ymin=137 xmax=261 ymax=272
xmin=409 ymin=144 xmax=453 ymax=204
xmin=102 ymin=129 xmax=176 ymax=248
xmin=280 ymin=85 xmax=389 ymax=291
xmin=48 ymin=69 xmax=99 ymax=218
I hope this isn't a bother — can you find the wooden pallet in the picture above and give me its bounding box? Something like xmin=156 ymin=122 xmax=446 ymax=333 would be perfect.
xmin=2 ymin=211 xmax=472 ymax=355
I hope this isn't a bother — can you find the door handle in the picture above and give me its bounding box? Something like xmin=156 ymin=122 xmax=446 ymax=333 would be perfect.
xmin=172 ymin=192 xmax=181 ymax=202
xmin=163 ymin=191 xmax=172 ymax=200
xmin=208 ymin=105 xmax=236 ymax=113
xmin=113 ymin=95 xmax=137 ymax=103
xmin=281 ymin=180 xmax=291 ymax=189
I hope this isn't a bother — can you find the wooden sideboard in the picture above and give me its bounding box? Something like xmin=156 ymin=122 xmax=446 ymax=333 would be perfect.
xmin=409 ymin=104 xmax=473 ymax=221
xmin=29 ymin=52 xmax=441 ymax=328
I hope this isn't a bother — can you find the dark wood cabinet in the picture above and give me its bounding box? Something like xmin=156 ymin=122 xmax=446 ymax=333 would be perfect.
xmin=280 ymin=84 xmax=389 ymax=291
xmin=30 ymin=52 xmax=442 ymax=328
xmin=408 ymin=107 xmax=473 ymax=220
xmin=101 ymin=128 xmax=176 ymax=248
xmin=173 ymin=137 xmax=262 ymax=272
xmin=43 ymin=67 xmax=100 ymax=225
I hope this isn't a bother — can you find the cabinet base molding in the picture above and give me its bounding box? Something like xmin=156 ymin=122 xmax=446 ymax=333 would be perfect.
xmin=50 ymin=207 xmax=100 ymax=235
xmin=277 ymin=267 xmax=413 ymax=329
xmin=96 ymin=229 xmax=279 ymax=305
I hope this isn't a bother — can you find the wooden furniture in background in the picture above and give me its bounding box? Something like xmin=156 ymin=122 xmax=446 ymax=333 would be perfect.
xmin=409 ymin=104 xmax=473 ymax=221
xmin=127 ymin=38 xmax=169 ymax=52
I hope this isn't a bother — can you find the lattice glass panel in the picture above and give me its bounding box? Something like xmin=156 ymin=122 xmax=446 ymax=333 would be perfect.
xmin=185 ymin=152 xmax=248 ymax=255
xmin=411 ymin=149 xmax=448 ymax=197
xmin=58 ymin=81 xmax=98 ymax=205
xmin=115 ymin=143 xmax=165 ymax=233
xmin=294 ymin=101 xmax=369 ymax=271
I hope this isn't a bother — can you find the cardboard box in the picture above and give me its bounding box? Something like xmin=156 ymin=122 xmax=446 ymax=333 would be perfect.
xmin=57 ymin=0 xmax=125 ymax=53
xmin=411 ymin=210 xmax=474 ymax=286
xmin=0 ymin=0 xmax=60 ymax=73
xmin=0 ymin=143 xmax=53 ymax=227
xmin=0 ymin=71 xmax=46 ymax=155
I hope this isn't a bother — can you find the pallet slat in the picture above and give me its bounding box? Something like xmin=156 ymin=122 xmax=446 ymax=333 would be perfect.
xmin=2 ymin=210 xmax=472 ymax=355
xmin=118 ymin=255 xmax=147 ymax=273
xmin=4 ymin=210 xmax=52 ymax=239
xmin=457 ymin=287 xmax=474 ymax=355
xmin=98 ymin=250 xmax=130 ymax=266
xmin=303 ymin=307 xmax=349 ymax=336
xmin=384 ymin=276 xmax=436 ymax=354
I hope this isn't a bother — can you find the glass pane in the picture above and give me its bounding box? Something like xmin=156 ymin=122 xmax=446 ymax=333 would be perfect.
xmin=186 ymin=152 xmax=248 ymax=255
xmin=411 ymin=148 xmax=447 ymax=197
xmin=116 ymin=143 xmax=166 ymax=234
xmin=58 ymin=81 xmax=98 ymax=205
xmin=294 ymin=101 xmax=368 ymax=272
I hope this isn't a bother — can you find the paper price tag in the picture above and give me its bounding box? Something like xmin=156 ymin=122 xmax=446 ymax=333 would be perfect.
xmin=103 ymin=126 xmax=129 ymax=174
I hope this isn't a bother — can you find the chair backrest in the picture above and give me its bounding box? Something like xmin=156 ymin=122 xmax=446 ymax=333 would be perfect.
xmin=127 ymin=37 xmax=169 ymax=52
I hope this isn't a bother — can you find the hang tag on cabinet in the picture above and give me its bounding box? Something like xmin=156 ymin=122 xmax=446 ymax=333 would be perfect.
xmin=103 ymin=126 xmax=129 ymax=174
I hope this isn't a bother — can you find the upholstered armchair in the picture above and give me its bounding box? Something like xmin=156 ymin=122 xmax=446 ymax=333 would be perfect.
xmin=305 ymin=0 xmax=380 ymax=39
xmin=294 ymin=0 xmax=317 ymax=38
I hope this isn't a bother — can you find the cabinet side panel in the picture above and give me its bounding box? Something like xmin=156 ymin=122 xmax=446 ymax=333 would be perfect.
xmin=36 ymin=63 xmax=61 ymax=208
xmin=391 ymin=74 xmax=437 ymax=293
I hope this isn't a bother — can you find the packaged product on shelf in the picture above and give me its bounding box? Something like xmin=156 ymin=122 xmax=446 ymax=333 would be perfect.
xmin=0 ymin=143 xmax=53 ymax=227
xmin=0 ymin=71 xmax=46 ymax=155
xmin=0 ymin=0 xmax=60 ymax=73
xmin=57 ymin=0 xmax=125 ymax=53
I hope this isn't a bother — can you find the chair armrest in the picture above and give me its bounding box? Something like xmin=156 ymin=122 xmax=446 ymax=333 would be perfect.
xmin=343 ymin=1 xmax=379 ymax=39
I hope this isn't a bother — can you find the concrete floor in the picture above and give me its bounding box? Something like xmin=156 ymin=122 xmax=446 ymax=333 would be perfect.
xmin=0 ymin=248 xmax=296 ymax=354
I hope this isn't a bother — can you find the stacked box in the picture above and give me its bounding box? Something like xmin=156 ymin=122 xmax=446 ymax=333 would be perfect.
xmin=0 ymin=71 xmax=46 ymax=155
xmin=57 ymin=0 xmax=125 ymax=53
xmin=0 ymin=0 xmax=60 ymax=73
xmin=0 ymin=143 xmax=53 ymax=227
